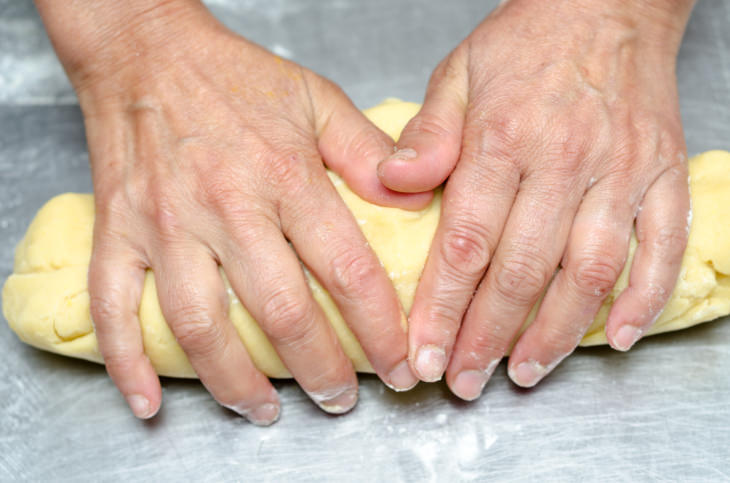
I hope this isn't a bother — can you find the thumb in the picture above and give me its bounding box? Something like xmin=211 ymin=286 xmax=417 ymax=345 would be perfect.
xmin=377 ymin=50 xmax=468 ymax=193
xmin=313 ymin=76 xmax=433 ymax=211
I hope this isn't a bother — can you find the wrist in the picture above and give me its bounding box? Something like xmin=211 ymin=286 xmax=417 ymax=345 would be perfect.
xmin=572 ymin=0 xmax=695 ymax=50
xmin=34 ymin=0 xmax=215 ymax=91
xmin=502 ymin=0 xmax=695 ymax=54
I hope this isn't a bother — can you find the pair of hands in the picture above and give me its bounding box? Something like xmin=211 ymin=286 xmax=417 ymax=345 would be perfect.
xmin=37 ymin=0 xmax=694 ymax=425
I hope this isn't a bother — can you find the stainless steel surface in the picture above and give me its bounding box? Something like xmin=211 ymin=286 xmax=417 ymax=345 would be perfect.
xmin=1 ymin=1 xmax=729 ymax=481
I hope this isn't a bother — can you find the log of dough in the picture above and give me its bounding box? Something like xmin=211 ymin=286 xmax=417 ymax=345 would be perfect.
xmin=3 ymin=99 xmax=730 ymax=378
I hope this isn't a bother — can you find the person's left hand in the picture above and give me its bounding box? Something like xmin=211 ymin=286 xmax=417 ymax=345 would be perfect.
xmin=377 ymin=0 xmax=695 ymax=400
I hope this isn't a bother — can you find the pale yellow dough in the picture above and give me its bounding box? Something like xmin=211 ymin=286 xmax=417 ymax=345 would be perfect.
xmin=3 ymin=99 xmax=730 ymax=378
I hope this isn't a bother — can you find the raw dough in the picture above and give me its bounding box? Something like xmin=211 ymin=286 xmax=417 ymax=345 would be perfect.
xmin=3 ymin=99 xmax=730 ymax=378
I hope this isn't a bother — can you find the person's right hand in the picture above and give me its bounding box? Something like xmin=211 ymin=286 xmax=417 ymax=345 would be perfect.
xmin=36 ymin=0 xmax=428 ymax=425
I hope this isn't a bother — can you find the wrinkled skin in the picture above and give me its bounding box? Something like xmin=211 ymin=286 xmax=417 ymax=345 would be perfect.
xmin=37 ymin=0 xmax=427 ymax=424
xmin=378 ymin=0 xmax=695 ymax=400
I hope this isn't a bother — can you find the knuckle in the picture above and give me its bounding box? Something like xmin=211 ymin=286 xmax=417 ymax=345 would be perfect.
xmin=101 ymin=349 xmax=139 ymax=374
xmin=493 ymin=254 xmax=551 ymax=305
xmin=440 ymin=221 xmax=492 ymax=278
xmin=311 ymin=75 xmax=344 ymax=98
xmin=473 ymin=115 xmax=524 ymax=158
xmin=342 ymin=123 xmax=389 ymax=162
xmin=301 ymin=364 xmax=350 ymax=395
xmin=465 ymin=331 xmax=511 ymax=361
xmin=197 ymin=171 xmax=240 ymax=211
xmin=260 ymin=286 xmax=316 ymax=345
xmin=329 ymin=248 xmax=381 ymax=300
xmin=227 ymin=218 xmax=272 ymax=252
xmin=611 ymin=136 xmax=639 ymax=173
xmin=94 ymin=186 xmax=131 ymax=224
xmin=143 ymin=184 xmax=184 ymax=237
xmin=198 ymin=175 xmax=267 ymax=230
xmin=169 ymin=304 xmax=224 ymax=358
xmin=461 ymin=115 xmax=526 ymax=179
xmin=407 ymin=113 xmax=454 ymax=139
xmin=651 ymin=225 xmax=689 ymax=256
xmin=571 ymin=255 xmax=622 ymax=298
xmin=443 ymin=46 xmax=467 ymax=80
xmin=89 ymin=293 xmax=121 ymax=326
xmin=424 ymin=296 xmax=465 ymax=334
xmin=102 ymin=348 xmax=137 ymax=381
xmin=544 ymin=130 xmax=588 ymax=173
xmin=263 ymin=146 xmax=314 ymax=193
xmin=543 ymin=322 xmax=585 ymax=352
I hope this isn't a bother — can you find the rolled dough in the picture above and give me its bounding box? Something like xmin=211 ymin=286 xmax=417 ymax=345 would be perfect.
xmin=3 ymin=99 xmax=730 ymax=378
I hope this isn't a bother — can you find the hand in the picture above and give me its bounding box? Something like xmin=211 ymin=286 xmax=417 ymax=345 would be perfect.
xmin=377 ymin=0 xmax=695 ymax=399
xmin=37 ymin=0 xmax=427 ymax=423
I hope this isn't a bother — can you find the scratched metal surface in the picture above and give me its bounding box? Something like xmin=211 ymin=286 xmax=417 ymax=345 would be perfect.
xmin=1 ymin=0 xmax=729 ymax=481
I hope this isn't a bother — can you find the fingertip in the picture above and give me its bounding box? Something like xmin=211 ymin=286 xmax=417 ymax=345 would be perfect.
xmin=126 ymin=393 xmax=159 ymax=420
xmin=609 ymin=324 xmax=644 ymax=352
xmin=507 ymin=354 xmax=570 ymax=388
xmin=445 ymin=355 xmax=501 ymax=401
xmin=311 ymin=385 xmax=359 ymax=414
xmin=377 ymin=140 xmax=456 ymax=194
xmin=376 ymin=147 xmax=422 ymax=191
xmin=603 ymin=289 xmax=647 ymax=352
xmin=385 ymin=359 xmax=419 ymax=392
xmin=378 ymin=53 xmax=467 ymax=193
xmin=605 ymin=293 xmax=649 ymax=352
xmin=113 ymin=356 xmax=162 ymax=419
xmin=246 ymin=402 xmax=281 ymax=426
xmin=353 ymin=173 xmax=435 ymax=210
xmin=383 ymin=189 xmax=435 ymax=211
xmin=225 ymin=387 xmax=282 ymax=425
xmin=412 ymin=344 xmax=447 ymax=382
xmin=449 ymin=369 xmax=489 ymax=401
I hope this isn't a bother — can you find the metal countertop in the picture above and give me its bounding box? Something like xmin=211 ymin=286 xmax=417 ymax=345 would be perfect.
xmin=1 ymin=1 xmax=729 ymax=481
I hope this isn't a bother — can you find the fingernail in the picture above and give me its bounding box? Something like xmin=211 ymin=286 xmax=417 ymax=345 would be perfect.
xmin=451 ymin=370 xmax=489 ymax=401
xmin=246 ymin=403 xmax=280 ymax=426
xmin=314 ymin=387 xmax=358 ymax=414
xmin=386 ymin=359 xmax=419 ymax=392
xmin=414 ymin=345 xmax=447 ymax=382
xmin=387 ymin=147 xmax=417 ymax=162
xmin=613 ymin=325 xmax=643 ymax=352
xmin=126 ymin=394 xmax=154 ymax=419
xmin=451 ymin=358 xmax=500 ymax=401
xmin=509 ymin=359 xmax=549 ymax=388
